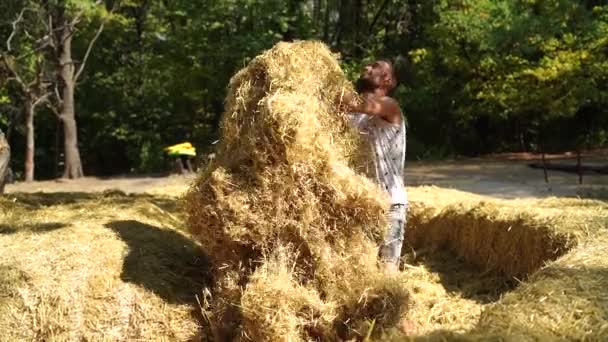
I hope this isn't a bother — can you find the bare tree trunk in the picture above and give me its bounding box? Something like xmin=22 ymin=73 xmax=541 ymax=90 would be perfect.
xmin=323 ymin=0 xmax=331 ymax=42
xmin=55 ymin=120 xmax=61 ymax=177
xmin=541 ymin=151 xmax=548 ymax=183
xmin=61 ymin=106 xmax=84 ymax=179
xmin=334 ymin=0 xmax=344 ymax=48
xmin=577 ymin=150 xmax=582 ymax=185
xmin=314 ymin=0 xmax=321 ymax=25
xmin=58 ymin=23 xmax=84 ymax=179
xmin=0 ymin=130 xmax=10 ymax=194
xmin=24 ymin=98 xmax=35 ymax=182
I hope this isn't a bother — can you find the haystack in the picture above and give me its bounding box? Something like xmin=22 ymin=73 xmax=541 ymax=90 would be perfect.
xmin=475 ymin=235 xmax=608 ymax=341
xmin=405 ymin=187 xmax=596 ymax=279
xmin=185 ymin=40 xmax=409 ymax=340
xmin=390 ymin=187 xmax=608 ymax=341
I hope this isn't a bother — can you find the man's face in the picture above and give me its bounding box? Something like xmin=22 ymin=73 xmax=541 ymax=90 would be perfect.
xmin=359 ymin=60 xmax=392 ymax=90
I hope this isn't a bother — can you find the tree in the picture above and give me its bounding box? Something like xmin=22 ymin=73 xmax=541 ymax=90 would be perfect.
xmin=42 ymin=0 xmax=109 ymax=179
xmin=402 ymin=0 xmax=607 ymax=155
xmin=1 ymin=6 xmax=52 ymax=181
xmin=2 ymin=0 xmax=605 ymax=178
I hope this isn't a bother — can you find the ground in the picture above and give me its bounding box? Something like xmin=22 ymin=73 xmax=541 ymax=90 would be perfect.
xmin=1 ymin=157 xmax=606 ymax=341
xmin=406 ymin=155 xmax=608 ymax=199
xmin=7 ymin=156 xmax=608 ymax=199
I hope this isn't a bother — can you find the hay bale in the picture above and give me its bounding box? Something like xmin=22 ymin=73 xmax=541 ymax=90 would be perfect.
xmin=392 ymin=186 xmax=608 ymax=341
xmin=240 ymin=245 xmax=335 ymax=341
xmin=185 ymin=40 xmax=408 ymax=340
xmin=405 ymin=187 xmax=603 ymax=279
xmin=476 ymin=235 xmax=608 ymax=341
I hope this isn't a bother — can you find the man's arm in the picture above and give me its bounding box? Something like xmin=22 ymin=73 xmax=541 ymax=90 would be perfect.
xmin=339 ymin=91 xmax=402 ymax=125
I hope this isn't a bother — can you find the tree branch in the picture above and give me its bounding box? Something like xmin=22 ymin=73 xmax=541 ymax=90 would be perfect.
xmin=47 ymin=12 xmax=57 ymax=51
xmin=33 ymin=92 xmax=51 ymax=108
xmin=369 ymin=0 xmax=390 ymax=34
xmin=15 ymin=39 xmax=52 ymax=62
xmin=48 ymin=100 xmax=62 ymax=120
xmin=6 ymin=8 xmax=34 ymax=51
xmin=74 ymin=21 xmax=105 ymax=82
xmin=69 ymin=0 xmax=104 ymax=29
xmin=54 ymin=83 xmax=63 ymax=104
xmin=1 ymin=55 xmax=27 ymax=93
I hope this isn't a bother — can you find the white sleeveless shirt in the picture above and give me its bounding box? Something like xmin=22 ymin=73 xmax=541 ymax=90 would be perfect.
xmin=348 ymin=112 xmax=407 ymax=205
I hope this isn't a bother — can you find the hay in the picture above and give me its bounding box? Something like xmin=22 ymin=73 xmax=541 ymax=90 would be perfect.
xmin=184 ymin=40 xmax=409 ymax=340
xmin=1 ymin=184 xmax=606 ymax=341
xmin=406 ymin=186 xmax=605 ymax=279
xmin=0 ymin=192 xmax=209 ymax=341
xmin=475 ymin=235 xmax=608 ymax=341
xmin=240 ymin=245 xmax=335 ymax=341
xmin=385 ymin=186 xmax=608 ymax=341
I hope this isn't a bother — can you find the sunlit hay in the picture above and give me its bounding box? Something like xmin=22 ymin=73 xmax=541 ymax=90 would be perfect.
xmin=352 ymin=188 xmax=607 ymax=342
xmin=404 ymin=186 xmax=602 ymax=279
xmin=333 ymin=269 xmax=411 ymax=339
xmin=397 ymin=235 xmax=608 ymax=342
xmin=215 ymin=45 xmax=364 ymax=172
xmin=474 ymin=234 xmax=608 ymax=341
xmin=184 ymin=40 xmax=407 ymax=340
xmin=0 ymin=193 xmax=207 ymax=341
xmin=240 ymin=245 xmax=335 ymax=341
xmin=387 ymin=187 xmax=608 ymax=341
xmin=306 ymin=232 xmax=409 ymax=338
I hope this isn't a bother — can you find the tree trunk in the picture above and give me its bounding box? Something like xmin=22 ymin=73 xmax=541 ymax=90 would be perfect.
xmin=24 ymin=98 xmax=35 ymax=182
xmin=354 ymin=0 xmax=363 ymax=56
xmin=323 ymin=0 xmax=331 ymax=42
xmin=314 ymin=0 xmax=321 ymax=25
xmin=58 ymin=22 xmax=84 ymax=179
xmin=541 ymin=151 xmax=548 ymax=183
xmin=0 ymin=130 xmax=10 ymax=194
xmin=61 ymin=112 xmax=84 ymax=179
xmin=577 ymin=150 xmax=582 ymax=185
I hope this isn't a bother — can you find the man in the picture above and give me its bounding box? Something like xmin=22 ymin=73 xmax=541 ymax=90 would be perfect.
xmin=340 ymin=59 xmax=407 ymax=273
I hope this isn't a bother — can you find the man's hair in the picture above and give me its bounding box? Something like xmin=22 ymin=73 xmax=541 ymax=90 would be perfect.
xmin=378 ymin=58 xmax=398 ymax=91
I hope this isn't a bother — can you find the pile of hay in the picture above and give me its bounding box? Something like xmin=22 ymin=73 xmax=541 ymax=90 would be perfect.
xmin=0 ymin=192 xmax=208 ymax=341
xmin=474 ymin=234 xmax=608 ymax=341
xmin=394 ymin=187 xmax=608 ymax=341
xmin=185 ymin=40 xmax=409 ymax=340
xmin=405 ymin=187 xmax=600 ymax=279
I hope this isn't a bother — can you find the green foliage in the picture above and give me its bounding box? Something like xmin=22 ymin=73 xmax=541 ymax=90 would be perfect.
xmin=403 ymin=0 xmax=607 ymax=154
xmin=1 ymin=0 xmax=607 ymax=178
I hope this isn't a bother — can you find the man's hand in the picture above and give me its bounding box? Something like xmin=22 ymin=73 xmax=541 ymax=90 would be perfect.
xmin=350 ymin=94 xmax=402 ymax=125
xmin=335 ymin=89 xmax=402 ymax=125
xmin=335 ymin=89 xmax=360 ymax=112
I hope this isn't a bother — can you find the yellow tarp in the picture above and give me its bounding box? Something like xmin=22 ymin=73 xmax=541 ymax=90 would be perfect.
xmin=164 ymin=142 xmax=196 ymax=156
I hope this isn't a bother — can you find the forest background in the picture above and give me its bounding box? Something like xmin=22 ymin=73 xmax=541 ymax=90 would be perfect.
xmin=1 ymin=0 xmax=606 ymax=180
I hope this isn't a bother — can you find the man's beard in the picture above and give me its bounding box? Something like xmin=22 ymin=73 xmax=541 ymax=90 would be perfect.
xmin=355 ymin=77 xmax=374 ymax=93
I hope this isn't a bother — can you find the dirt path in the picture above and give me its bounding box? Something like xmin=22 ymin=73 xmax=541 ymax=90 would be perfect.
xmin=406 ymin=158 xmax=608 ymax=199
xmin=6 ymin=159 xmax=607 ymax=199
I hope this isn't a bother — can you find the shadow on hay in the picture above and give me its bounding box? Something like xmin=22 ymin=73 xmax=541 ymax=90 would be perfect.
xmin=412 ymin=251 xmax=516 ymax=304
xmin=0 ymin=222 xmax=68 ymax=235
xmin=6 ymin=191 xmax=178 ymax=208
xmin=0 ymin=265 xmax=29 ymax=298
xmin=104 ymin=220 xmax=212 ymax=305
xmin=576 ymin=188 xmax=608 ymax=202
xmin=7 ymin=192 xmax=98 ymax=207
